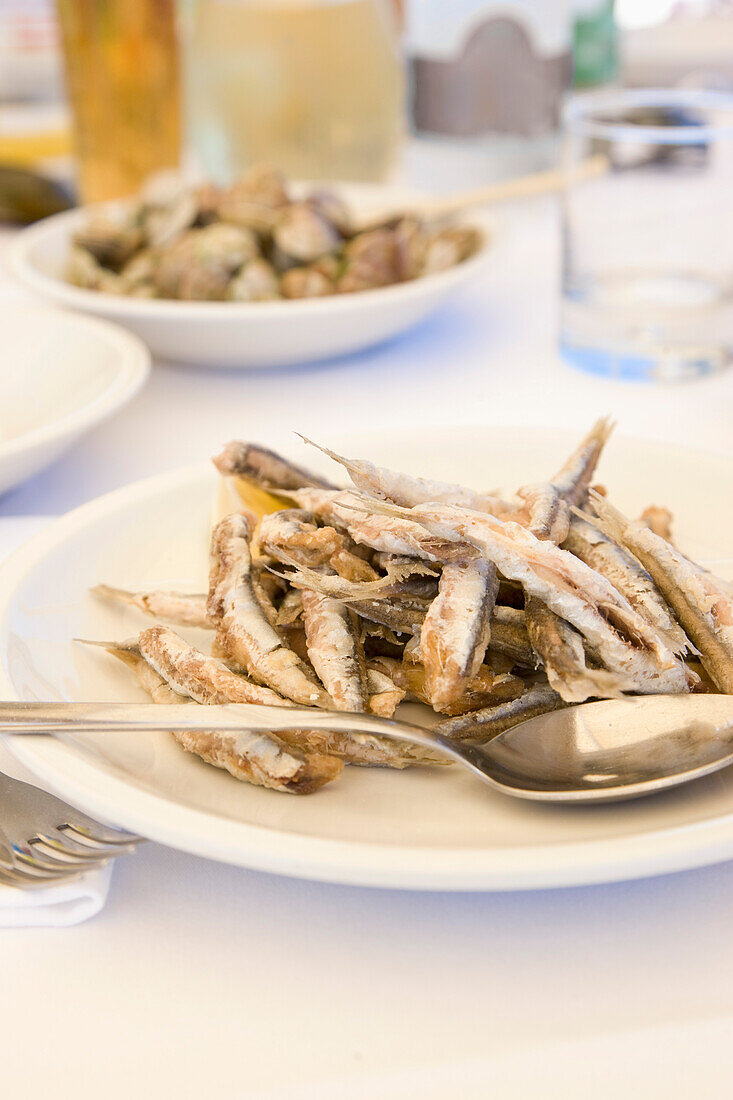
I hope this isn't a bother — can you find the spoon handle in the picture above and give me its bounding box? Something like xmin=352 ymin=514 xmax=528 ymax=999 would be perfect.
xmin=0 ymin=700 xmax=440 ymax=745
xmin=0 ymin=698 xmax=504 ymax=774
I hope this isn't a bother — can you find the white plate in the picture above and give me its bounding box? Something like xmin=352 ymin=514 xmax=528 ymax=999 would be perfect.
xmin=1 ymin=426 xmax=733 ymax=892
xmin=0 ymin=305 xmax=149 ymax=497
xmin=7 ymin=183 xmax=491 ymax=369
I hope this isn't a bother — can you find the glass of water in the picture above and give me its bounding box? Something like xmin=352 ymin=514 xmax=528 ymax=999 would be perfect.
xmin=560 ymin=89 xmax=733 ymax=382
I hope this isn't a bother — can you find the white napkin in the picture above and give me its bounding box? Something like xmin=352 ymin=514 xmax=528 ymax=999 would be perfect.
xmin=0 ymin=862 xmax=112 ymax=928
xmin=0 ymin=516 xmax=113 ymax=927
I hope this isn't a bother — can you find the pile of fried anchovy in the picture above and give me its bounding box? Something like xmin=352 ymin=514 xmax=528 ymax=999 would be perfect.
xmin=85 ymin=420 xmax=733 ymax=795
xmin=67 ymin=163 xmax=481 ymax=302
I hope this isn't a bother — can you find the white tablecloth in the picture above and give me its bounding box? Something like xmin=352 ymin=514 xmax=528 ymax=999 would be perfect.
xmin=2 ymin=150 xmax=733 ymax=1096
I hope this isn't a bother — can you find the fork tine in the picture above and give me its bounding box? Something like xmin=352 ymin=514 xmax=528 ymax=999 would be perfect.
xmin=0 ymin=772 xmax=142 ymax=880
xmin=0 ymin=857 xmax=86 ymax=889
xmin=28 ymin=835 xmax=114 ymax=867
xmin=3 ymin=857 xmax=91 ymax=882
xmin=0 ymin=864 xmax=49 ymax=888
xmin=11 ymin=845 xmax=108 ymax=876
xmin=61 ymin=822 xmax=143 ymax=847
xmin=37 ymin=829 xmax=137 ymax=861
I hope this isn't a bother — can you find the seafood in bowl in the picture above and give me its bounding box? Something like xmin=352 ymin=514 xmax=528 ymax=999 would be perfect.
xmin=67 ymin=164 xmax=483 ymax=303
xmin=84 ymin=421 xmax=733 ymax=797
xmin=9 ymin=176 xmax=490 ymax=368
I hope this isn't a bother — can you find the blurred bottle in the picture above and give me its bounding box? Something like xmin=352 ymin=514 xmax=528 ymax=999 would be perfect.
xmin=56 ymin=0 xmax=182 ymax=202
xmin=185 ymin=0 xmax=405 ymax=183
xmin=406 ymin=1 xmax=574 ymax=181
xmin=573 ymin=0 xmax=618 ymax=88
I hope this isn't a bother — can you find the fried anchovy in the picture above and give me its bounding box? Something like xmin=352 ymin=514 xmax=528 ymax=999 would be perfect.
xmin=520 ymin=417 xmax=614 ymax=532
xmin=350 ymin=596 xmax=429 ymax=635
xmin=276 ymin=588 xmax=303 ymax=626
xmin=89 ymin=639 xmax=182 ymax=704
xmin=420 ymin=557 xmax=499 ymax=709
xmin=434 ymin=684 xmax=566 ymax=741
xmin=523 ymin=597 xmax=630 ymax=701
xmin=518 ymin=419 xmax=617 ymax=700
xmin=563 ymin=513 xmax=688 ymax=654
xmin=359 ymin=497 xmax=694 ymax=696
xmin=372 ymin=551 xmax=440 ymax=576
xmin=267 ymin=554 xmax=435 ymax=601
xmin=257 ymin=510 xmax=383 ymax=590
xmin=351 ymin=598 xmax=533 ymax=665
xmin=93 ymin=584 xmax=211 ymax=629
xmin=591 ymin=493 xmax=733 ymax=694
xmin=368 ymin=656 xmax=523 ymax=717
xmin=489 ymin=607 xmax=534 ymax=666
xmin=250 ymin=566 xmax=285 ymax=629
xmin=263 ymin=527 xmax=421 ymax=710
xmin=276 ymin=722 xmax=444 ymax=768
xmin=300 ymin=590 xmax=369 ymax=712
xmin=99 ymin=642 xmax=342 ymax=793
xmin=170 ymin=728 xmax=342 ymax=792
xmin=256 ymin=509 xmax=346 ymax=568
xmin=213 ymin=441 xmax=336 ymax=490
xmin=298 ymin=436 xmax=518 ymax=515
xmin=298 ymin=578 xmax=531 ymax=671
xmin=109 ymin=636 xmax=435 ymax=768
xmin=208 ymin=514 xmax=334 ymax=708
xmin=289 ymin=488 xmax=472 ymax=562
xmin=366 ymin=667 xmax=406 ymax=717
xmin=330 ymin=548 xmax=379 ymax=582
xmin=138 ymin=625 xmax=290 ymax=706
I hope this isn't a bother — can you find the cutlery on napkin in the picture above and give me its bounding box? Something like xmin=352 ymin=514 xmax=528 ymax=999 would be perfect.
xmin=0 ymin=516 xmax=113 ymax=927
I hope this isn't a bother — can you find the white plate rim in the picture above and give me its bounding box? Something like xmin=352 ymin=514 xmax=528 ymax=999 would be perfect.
xmin=0 ymin=304 xmax=150 ymax=462
xmin=2 ymin=444 xmax=733 ymax=891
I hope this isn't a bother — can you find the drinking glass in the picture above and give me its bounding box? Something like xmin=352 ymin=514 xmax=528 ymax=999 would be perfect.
xmin=56 ymin=0 xmax=182 ymax=203
xmin=560 ymin=89 xmax=733 ymax=382
xmin=185 ymin=0 xmax=404 ymax=183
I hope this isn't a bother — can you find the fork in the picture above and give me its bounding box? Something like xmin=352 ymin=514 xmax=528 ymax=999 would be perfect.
xmin=0 ymin=771 xmax=141 ymax=889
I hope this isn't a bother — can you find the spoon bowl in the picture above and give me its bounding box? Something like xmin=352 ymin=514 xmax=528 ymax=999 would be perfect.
xmin=480 ymin=695 xmax=733 ymax=803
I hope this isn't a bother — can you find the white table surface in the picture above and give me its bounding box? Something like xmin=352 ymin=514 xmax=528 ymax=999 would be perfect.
xmin=2 ymin=148 xmax=733 ymax=1097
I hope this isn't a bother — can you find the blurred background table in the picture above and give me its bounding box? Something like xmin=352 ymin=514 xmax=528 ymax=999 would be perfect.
xmin=2 ymin=137 xmax=733 ymax=517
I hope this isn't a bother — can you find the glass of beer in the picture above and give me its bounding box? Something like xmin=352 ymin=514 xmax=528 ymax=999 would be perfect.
xmin=56 ymin=0 xmax=182 ymax=203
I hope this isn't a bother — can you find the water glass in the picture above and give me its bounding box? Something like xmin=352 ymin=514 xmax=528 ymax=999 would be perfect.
xmin=560 ymin=89 xmax=733 ymax=382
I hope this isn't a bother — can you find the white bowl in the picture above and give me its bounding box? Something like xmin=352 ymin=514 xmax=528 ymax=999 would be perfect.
xmin=2 ymin=426 xmax=733 ymax=891
xmin=7 ymin=183 xmax=491 ymax=369
xmin=0 ymin=305 xmax=150 ymax=497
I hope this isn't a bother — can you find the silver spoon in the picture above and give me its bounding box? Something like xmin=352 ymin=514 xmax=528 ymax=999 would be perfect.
xmin=1 ymin=696 xmax=733 ymax=804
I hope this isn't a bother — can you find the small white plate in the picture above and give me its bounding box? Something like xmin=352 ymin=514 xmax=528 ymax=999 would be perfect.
xmin=7 ymin=183 xmax=491 ymax=369
xmin=1 ymin=426 xmax=732 ymax=892
xmin=0 ymin=305 xmax=150 ymax=497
